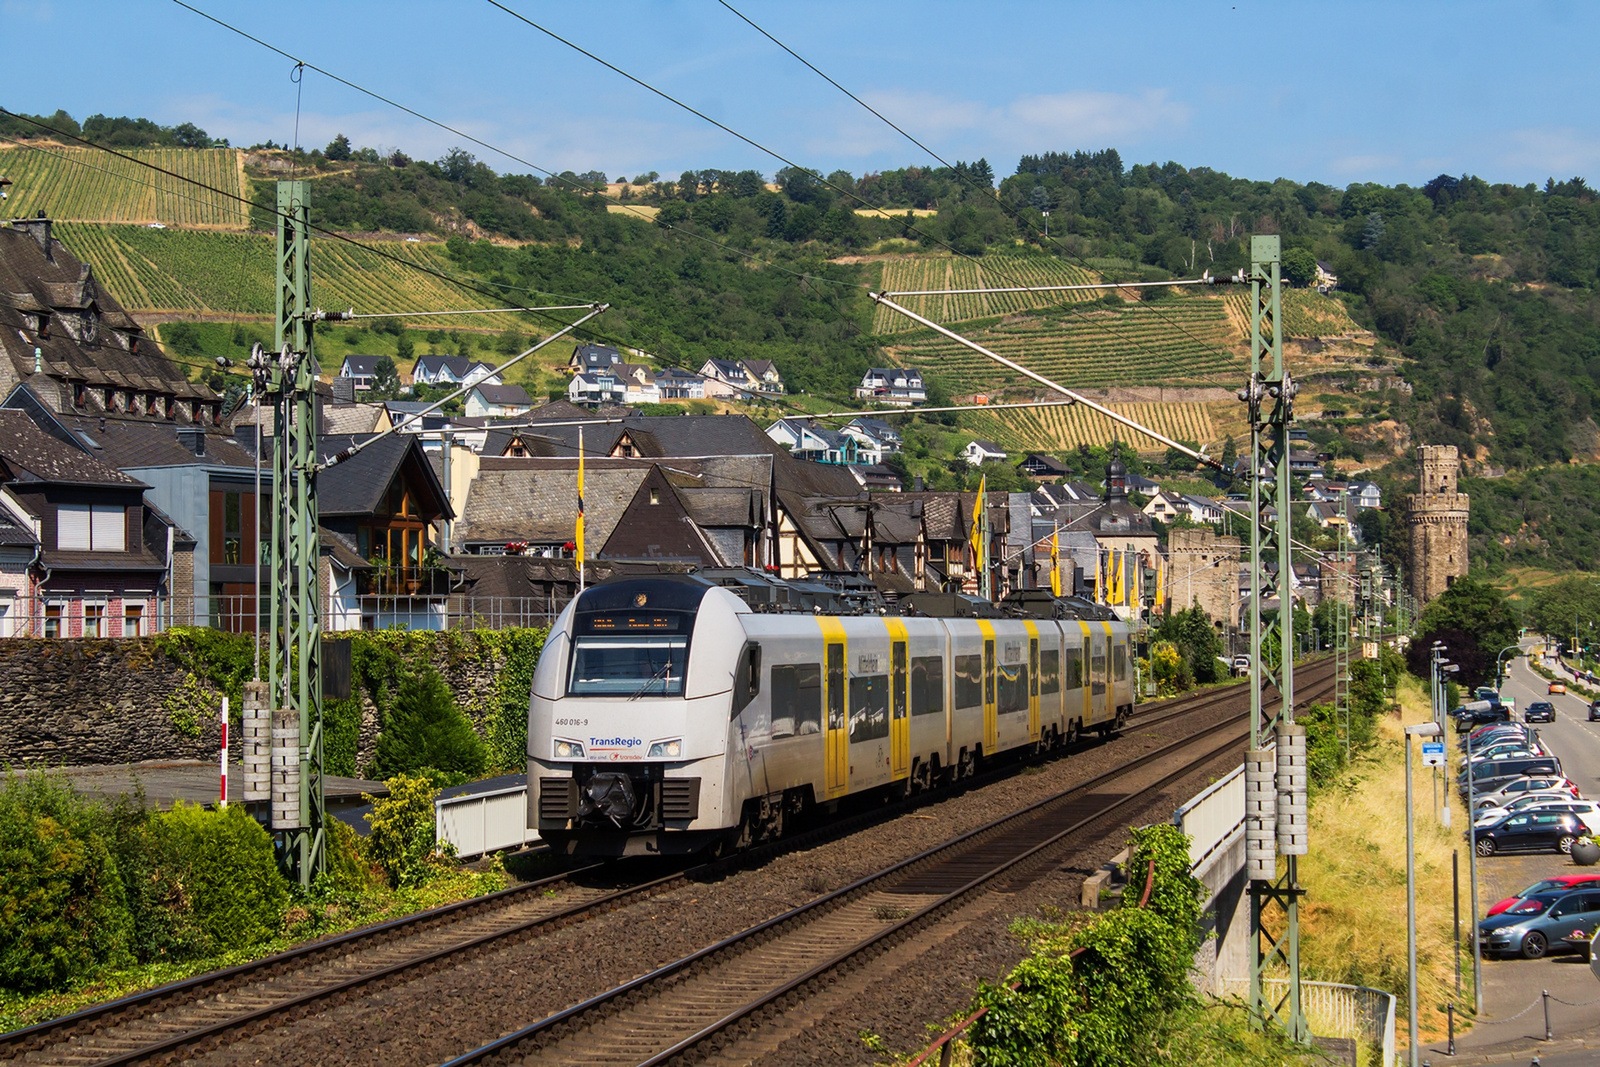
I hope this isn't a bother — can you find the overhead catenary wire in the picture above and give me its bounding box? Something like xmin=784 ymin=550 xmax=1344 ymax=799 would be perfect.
xmin=714 ymin=0 xmax=1253 ymax=384
xmin=345 ymin=306 xmax=593 ymax=320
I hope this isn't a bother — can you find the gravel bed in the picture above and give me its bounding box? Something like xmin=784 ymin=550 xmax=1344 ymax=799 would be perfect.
xmin=185 ymin=701 xmax=1247 ymax=1067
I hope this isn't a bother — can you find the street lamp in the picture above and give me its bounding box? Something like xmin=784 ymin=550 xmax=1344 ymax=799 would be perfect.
xmin=1405 ymin=720 xmax=1443 ymax=1067
xmin=1493 ymin=644 xmax=1521 ymax=691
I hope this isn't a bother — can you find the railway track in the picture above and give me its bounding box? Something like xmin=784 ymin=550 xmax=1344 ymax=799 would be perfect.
xmin=444 ymin=668 xmax=1338 ymax=1067
xmin=0 ymin=660 xmax=1331 ymax=1066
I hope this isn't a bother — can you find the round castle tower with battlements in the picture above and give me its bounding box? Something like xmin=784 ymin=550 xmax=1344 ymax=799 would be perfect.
xmin=1407 ymin=445 xmax=1469 ymax=604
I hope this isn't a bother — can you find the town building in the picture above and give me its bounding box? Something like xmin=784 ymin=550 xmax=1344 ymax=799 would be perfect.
xmin=410 ymin=355 xmax=500 ymax=389
xmin=963 ymin=439 xmax=1007 ymax=466
xmin=464 ymin=383 xmax=534 ymax=419
xmin=854 ymin=367 xmax=926 ymax=407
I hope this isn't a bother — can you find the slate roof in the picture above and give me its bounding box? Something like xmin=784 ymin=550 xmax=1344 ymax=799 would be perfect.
xmin=968 ymin=439 xmax=1004 ymax=454
xmin=320 ymin=403 xmax=388 ymax=435
xmin=340 ymin=355 xmax=383 ymax=376
xmin=413 ymin=355 xmax=476 ymax=378
xmin=0 ymin=223 xmax=212 ymax=415
xmin=254 ymin=433 xmax=453 ymax=519
xmin=471 ymin=383 xmax=533 ymax=408
xmin=0 ymin=492 xmax=38 ymax=547
xmin=570 ymin=343 xmax=623 ymax=369
xmin=457 ymin=460 xmax=648 ymax=545
xmin=0 ymin=409 xmax=146 ymax=486
xmin=50 ymin=413 xmax=257 ymax=470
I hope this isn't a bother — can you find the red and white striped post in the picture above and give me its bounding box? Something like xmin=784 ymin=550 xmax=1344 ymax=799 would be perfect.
xmin=219 ymin=696 xmax=229 ymax=808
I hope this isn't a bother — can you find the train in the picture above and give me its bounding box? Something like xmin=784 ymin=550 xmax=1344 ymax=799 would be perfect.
xmin=527 ymin=573 xmax=1136 ymax=857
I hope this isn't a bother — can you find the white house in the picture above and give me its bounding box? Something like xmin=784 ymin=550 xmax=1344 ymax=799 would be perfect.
xmin=699 ymin=358 xmax=755 ymax=398
xmin=855 ymin=367 xmax=927 ymax=407
xmin=339 ymin=355 xmax=383 ymax=391
xmin=1347 ymin=481 xmax=1382 ymax=509
xmin=464 ymin=383 xmax=534 ymax=419
xmin=840 ymin=420 xmax=899 ymax=465
xmin=568 ymin=371 xmax=627 ymax=408
xmin=613 ymin=363 xmax=661 ymax=405
xmin=766 ymin=419 xmax=859 ymax=465
xmin=964 ymin=439 xmax=1007 ymax=466
xmin=655 ymin=367 xmax=707 ymax=400
xmin=411 ymin=355 xmax=501 ymax=389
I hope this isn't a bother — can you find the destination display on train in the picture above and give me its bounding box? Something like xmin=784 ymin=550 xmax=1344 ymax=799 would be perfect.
xmin=582 ymin=614 xmax=682 ymax=632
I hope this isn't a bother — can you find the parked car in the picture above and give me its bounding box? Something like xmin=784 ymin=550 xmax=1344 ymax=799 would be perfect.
xmin=1525 ymin=701 xmax=1556 ymax=723
xmin=1473 ymin=811 xmax=1585 ymax=856
xmin=1550 ymin=681 xmax=1567 ymax=695
xmin=1531 ymin=800 xmax=1600 ymax=835
xmin=1479 ymin=888 xmax=1600 ymax=958
xmin=1460 ymin=757 xmax=1564 ymax=795
xmin=1470 ymin=742 xmax=1546 ymax=763
xmin=1461 ymin=724 xmax=1531 ymax=750
xmin=1473 ymin=776 xmax=1582 ymax=808
xmin=1476 ymin=791 xmax=1590 ymax=823
xmin=1486 ymin=875 xmax=1600 ymax=917
xmin=1477 ymin=687 xmax=1501 ymax=702
xmin=1453 ymin=703 xmax=1511 ymax=728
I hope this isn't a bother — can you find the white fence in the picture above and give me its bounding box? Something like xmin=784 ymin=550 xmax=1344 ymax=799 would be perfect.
xmin=435 ymin=784 xmax=537 ymax=860
xmin=1173 ymin=763 xmax=1245 ymax=882
xmin=1220 ymin=978 xmax=1396 ymax=1066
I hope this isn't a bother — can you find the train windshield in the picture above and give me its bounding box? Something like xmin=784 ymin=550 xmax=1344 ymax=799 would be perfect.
xmin=568 ymin=636 xmax=688 ymax=697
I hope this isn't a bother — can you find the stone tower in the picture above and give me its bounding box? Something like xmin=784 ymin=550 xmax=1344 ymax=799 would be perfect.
xmin=1407 ymin=445 xmax=1469 ymax=604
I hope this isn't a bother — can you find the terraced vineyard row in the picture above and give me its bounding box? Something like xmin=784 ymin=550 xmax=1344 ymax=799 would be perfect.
xmin=0 ymin=146 xmax=249 ymax=228
xmin=1221 ymin=289 xmax=1363 ymax=338
xmin=890 ymin=299 xmax=1245 ymax=389
xmin=965 ymin=401 xmax=1218 ymax=452
xmin=872 ymin=256 xmax=1097 ymax=332
xmin=55 ymin=223 xmax=533 ymax=332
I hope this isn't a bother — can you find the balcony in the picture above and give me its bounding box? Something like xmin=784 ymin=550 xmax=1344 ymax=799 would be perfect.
xmin=356 ymin=565 xmax=454 ymax=598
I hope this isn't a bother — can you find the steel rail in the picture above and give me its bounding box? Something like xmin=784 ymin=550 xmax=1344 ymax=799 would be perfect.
xmin=3 ymin=662 xmax=1328 ymax=1064
xmin=442 ymin=671 xmax=1336 ymax=1066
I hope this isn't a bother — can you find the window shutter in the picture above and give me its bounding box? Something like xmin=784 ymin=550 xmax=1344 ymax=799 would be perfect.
xmin=58 ymin=505 xmax=91 ymax=550
xmin=91 ymin=506 xmax=126 ymax=552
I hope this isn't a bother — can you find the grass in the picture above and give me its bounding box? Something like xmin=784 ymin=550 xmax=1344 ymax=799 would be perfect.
xmin=906 ymin=999 xmax=1336 ymax=1066
xmin=1295 ymin=674 xmax=1472 ymax=1044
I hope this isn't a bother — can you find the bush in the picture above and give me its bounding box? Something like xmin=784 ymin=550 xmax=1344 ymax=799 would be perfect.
xmin=0 ymin=774 xmax=132 ymax=992
xmin=364 ymin=774 xmax=442 ymax=888
xmin=371 ymin=665 xmax=488 ymax=781
xmin=142 ymin=803 xmax=288 ymax=958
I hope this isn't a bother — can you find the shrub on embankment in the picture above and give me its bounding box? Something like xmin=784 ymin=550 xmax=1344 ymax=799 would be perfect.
xmin=0 ymin=774 xmax=284 ymax=993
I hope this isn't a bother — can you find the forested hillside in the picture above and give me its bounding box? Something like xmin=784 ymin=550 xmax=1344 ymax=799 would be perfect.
xmin=7 ymin=109 xmax=1600 ymax=566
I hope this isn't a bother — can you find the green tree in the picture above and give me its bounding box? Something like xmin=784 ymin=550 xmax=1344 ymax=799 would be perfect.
xmin=324 ymin=133 xmax=352 ymax=162
xmin=1408 ymin=576 xmax=1519 ymax=688
xmin=1282 ymin=246 xmax=1317 ymax=287
xmin=371 ymin=356 xmax=400 ymax=399
xmin=372 ymin=666 xmax=488 ymax=781
xmin=1526 ymin=576 xmax=1600 ymax=646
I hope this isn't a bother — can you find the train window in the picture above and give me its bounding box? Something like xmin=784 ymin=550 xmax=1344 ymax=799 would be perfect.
xmin=1040 ymin=649 xmax=1061 ymax=695
xmin=770 ymin=663 xmax=821 ymax=737
xmin=911 ymin=655 xmax=944 ymax=716
xmin=568 ymin=636 xmax=688 ymax=697
xmin=984 ymin=640 xmax=995 ymax=706
xmin=1091 ymin=639 xmax=1107 ymax=683
xmin=1063 ymin=647 xmax=1083 ymax=689
xmin=827 ymin=644 xmax=845 ymax=732
xmin=849 ymin=675 xmax=889 ymax=742
xmin=954 ymin=654 xmax=982 ymax=709
xmin=732 ymin=643 xmax=762 ymax=718
xmin=1113 ymin=644 xmax=1127 ymax=682
xmin=997 ymin=662 xmax=1027 ymax=714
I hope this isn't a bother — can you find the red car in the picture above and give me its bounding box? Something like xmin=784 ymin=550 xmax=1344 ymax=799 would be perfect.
xmin=1486 ymin=874 xmax=1600 ymax=916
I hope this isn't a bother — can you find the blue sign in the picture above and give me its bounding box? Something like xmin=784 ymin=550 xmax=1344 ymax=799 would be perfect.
xmin=1422 ymin=741 xmax=1446 ymax=767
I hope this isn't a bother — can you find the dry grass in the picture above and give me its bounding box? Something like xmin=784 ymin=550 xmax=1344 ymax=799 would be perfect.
xmin=1294 ymin=675 xmax=1472 ymax=1040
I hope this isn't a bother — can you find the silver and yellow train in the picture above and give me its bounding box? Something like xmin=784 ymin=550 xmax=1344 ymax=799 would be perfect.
xmin=528 ymin=575 xmax=1135 ymax=856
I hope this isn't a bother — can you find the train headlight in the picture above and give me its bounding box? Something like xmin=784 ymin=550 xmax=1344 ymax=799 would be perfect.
xmin=648 ymin=739 xmax=682 ymax=759
xmin=555 ymin=739 xmax=585 ymax=759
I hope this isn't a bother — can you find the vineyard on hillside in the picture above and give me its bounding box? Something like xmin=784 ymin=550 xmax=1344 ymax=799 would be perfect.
xmin=963 ymin=400 xmax=1220 ymax=452
xmin=1220 ymin=289 xmax=1364 ymax=339
xmin=55 ymin=223 xmax=531 ymax=332
xmin=0 ymin=146 xmax=249 ymax=228
xmin=871 ymin=256 xmax=1097 ymax=333
xmin=887 ymin=296 xmax=1244 ymax=391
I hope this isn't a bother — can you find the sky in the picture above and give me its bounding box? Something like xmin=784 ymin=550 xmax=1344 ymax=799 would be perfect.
xmin=4 ymin=0 xmax=1598 ymax=190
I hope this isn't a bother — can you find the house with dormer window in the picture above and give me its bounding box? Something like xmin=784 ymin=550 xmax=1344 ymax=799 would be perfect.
xmin=855 ymin=367 xmax=926 ymax=407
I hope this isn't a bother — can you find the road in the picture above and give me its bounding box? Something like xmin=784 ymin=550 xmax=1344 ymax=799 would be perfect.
xmin=1434 ymin=648 xmax=1600 ymax=1063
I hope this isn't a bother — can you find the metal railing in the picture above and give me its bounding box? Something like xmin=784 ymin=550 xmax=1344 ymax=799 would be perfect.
xmin=0 ymin=592 xmax=566 ymax=636
xmin=435 ymin=784 xmax=537 ymax=860
xmin=1220 ymin=978 xmax=1396 ymax=1065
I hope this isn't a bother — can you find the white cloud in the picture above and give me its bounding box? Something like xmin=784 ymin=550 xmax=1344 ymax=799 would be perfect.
xmin=1499 ymin=127 xmax=1600 ymax=179
xmin=820 ymin=87 xmax=1189 ymax=160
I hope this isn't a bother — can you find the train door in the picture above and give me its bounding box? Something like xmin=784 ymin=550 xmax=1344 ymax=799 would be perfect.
xmin=1092 ymin=624 xmax=1110 ymax=723
xmin=1029 ymin=634 xmax=1041 ymax=743
xmin=817 ymin=617 xmax=849 ymax=799
xmin=1077 ymin=621 xmax=1095 ymax=726
xmin=887 ymin=619 xmax=910 ymax=781
xmin=977 ymin=620 xmax=998 ymax=753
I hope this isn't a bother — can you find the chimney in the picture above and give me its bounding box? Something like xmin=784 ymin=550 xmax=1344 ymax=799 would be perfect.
xmin=913 ymin=475 xmax=924 ymax=492
xmin=12 ymin=209 xmax=53 ymax=258
xmin=177 ymin=427 xmax=206 ymax=457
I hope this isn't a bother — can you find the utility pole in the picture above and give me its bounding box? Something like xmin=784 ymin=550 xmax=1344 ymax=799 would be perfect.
xmin=1243 ymin=236 xmax=1308 ymax=1042
xmin=269 ymin=180 xmax=324 ymax=886
xmin=1334 ymin=520 xmax=1351 ymax=761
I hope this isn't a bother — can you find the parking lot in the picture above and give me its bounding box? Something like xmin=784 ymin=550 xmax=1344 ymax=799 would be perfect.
xmin=1433 ymin=653 xmax=1600 ymax=1063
